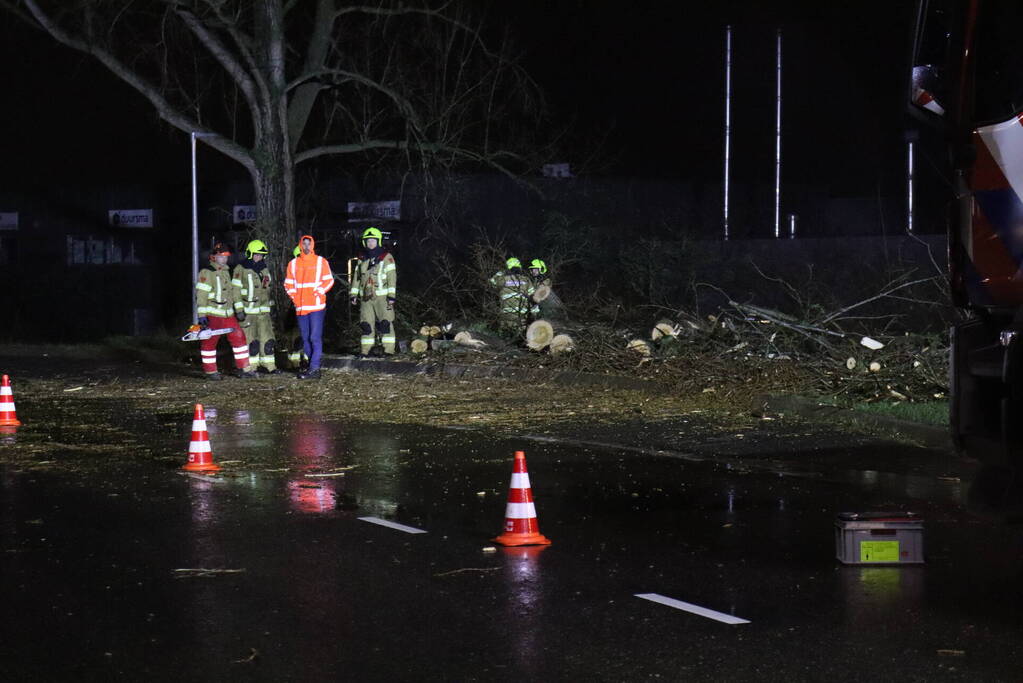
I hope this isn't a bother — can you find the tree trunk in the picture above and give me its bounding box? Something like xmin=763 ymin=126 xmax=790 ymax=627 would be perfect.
xmin=251 ymin=103 xmax=296 ymax=316
xmin=250 ymin=113 xmax=297 ymax=255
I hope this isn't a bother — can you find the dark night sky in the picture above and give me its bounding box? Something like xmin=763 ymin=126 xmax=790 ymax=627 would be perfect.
xmin=0 ymin=2 xmax=914 ymax=197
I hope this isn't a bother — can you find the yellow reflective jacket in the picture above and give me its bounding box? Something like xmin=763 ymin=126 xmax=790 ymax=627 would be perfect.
xmin=349 ymin=250 xmax=397 ymax=301
xmin=232 ymin=260 xmax=274 ymax=315
xmin=195 ymin=262 xmax=237 ymax=318
xmin=490 ymin=269 xmax=535 ymax=316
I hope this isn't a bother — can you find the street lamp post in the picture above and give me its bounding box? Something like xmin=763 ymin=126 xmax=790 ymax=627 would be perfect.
xmin=190 ymin=131 xmax=218 ymax=323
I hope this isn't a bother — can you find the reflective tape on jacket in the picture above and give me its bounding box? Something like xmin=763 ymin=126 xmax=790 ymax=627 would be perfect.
xmin=201 ymin=305 xmax=232 ymax=317
xmin=374 ymin=261 xmax=389 ymax=296
xmin=354 ymin=253 xmax=397 ymax=299
xmin=286 ymin=255 xmax=333 ymax=314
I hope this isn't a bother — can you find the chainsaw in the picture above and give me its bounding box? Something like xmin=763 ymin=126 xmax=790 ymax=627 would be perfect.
xmin=181 ymin=324 xmax=235 ymax=342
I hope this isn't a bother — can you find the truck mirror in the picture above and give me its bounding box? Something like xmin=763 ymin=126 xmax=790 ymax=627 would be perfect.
xmin=911 ymin=64 xmax=945 ymax=117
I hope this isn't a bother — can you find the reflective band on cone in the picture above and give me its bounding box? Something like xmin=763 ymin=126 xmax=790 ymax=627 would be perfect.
xmin=493 ymin=450 xmax=551 ymax=546
xmin=183 ymin=403 xmax=220 ymax=472
xmin=0 ymin=375 xmax=22 ymax=427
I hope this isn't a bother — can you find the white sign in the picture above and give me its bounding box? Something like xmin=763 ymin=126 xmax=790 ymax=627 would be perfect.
xmin=109 ymin=209 xmax=153 ymax=228
xmin=542 ymin=163 xmax=573 ymax=178
xmin=347 ymin=200 xmax=401 ymax=222
xmin=233 ymin=205 xmax=257 ymax=224
xmin=0 ymin=212 xmax=17 ymax=230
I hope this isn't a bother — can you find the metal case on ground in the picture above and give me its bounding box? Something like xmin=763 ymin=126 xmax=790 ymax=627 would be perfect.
xmin=835 ymin=512 xmax=924 ymax=565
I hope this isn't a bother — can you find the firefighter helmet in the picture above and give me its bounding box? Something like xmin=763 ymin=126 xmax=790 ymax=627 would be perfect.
xmin=245 ymin=239 xmax=269 ymax=259
xmin=529 ymin=258 xmax=547 ymax=274
xmin=361 ymin=226 xmax=383 ymax=247
xmin=209 ymin=242 xmax=231 ymax=260
xmin=505 ymin=257 xmax=522 ymax=270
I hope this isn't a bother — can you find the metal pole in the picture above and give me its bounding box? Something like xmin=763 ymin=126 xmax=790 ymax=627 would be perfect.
xmin=789 ymin=213 xmax=797 ymax=239
xmin=723 ymin=25 xmax=732 ymax=241
xmin=190 ymin=131 xmax=217 ymax=324
xmin=190 ymin=132 xmax=199 ymax=323
xmin=774 ymin=28 xmax=782 ymax=239
xmin=907 ymin=140 xmax=914 ymax=233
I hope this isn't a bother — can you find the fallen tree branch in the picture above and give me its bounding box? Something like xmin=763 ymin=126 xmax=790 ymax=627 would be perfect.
xmin=818 ymin=277 xmax=937 ymax=325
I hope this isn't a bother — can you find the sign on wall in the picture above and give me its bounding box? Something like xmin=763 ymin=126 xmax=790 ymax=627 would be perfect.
xmin=108 ymin=209 xmax=153 ymax=228
xmin=542 ymin=163 xmax=573 ymax=178
xmin=347 ymin=200 xmax=401 ymax=222
xmin=233 ymin=205 xmax=257 ymax=224
xmin=0 ymin=212 xmax=18 ymax=230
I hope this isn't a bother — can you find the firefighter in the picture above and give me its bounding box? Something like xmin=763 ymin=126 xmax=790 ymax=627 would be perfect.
xmin=195 ymin=243 xmax=256 ymax=380
xmin=490 ymin=257 xmax=535 ymax=333
xmin=349 ymin=227 xmax=397 ymax=356
xmin=232 ymin=239 xmax=279 ymax=373
xmin=284 ymin=235 xmax=334 ymax=379
xmin=528 ymin=259 xmax=550 ymax=288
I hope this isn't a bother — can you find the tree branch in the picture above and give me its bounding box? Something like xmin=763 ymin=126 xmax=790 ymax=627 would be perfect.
xmin=287 ymin=0 xmax=336 ymax=149
xmin=21 ymin=0 xmax=253 ymax=169
xmin=286 ymin=67 xmax=422 ymax=130
xmin=818 ymin=277 xmax=937 ymax=325
xmin=295 ymin=138 xmax=533 ymax=189
xmin=173 ymin=6 xmax=263 ymax=122
xmin=191 ymin=0 xmax=272 ymax=105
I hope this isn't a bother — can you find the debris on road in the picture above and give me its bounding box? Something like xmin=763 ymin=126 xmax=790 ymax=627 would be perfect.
xmin=432 ymin=567 xmax=500 ymax=577
xmin=172 ymin=568 xmax=247 ymax=578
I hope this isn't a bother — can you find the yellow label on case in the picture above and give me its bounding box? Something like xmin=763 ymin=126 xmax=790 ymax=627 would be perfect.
xmin=860 ymin=540 xmax=900 ymax=562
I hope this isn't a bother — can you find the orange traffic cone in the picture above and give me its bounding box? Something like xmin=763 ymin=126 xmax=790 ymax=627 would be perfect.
xmin=493 ymin=450 xmax=551 ymax=546
xmin=0 ymin=375 xmax=22 ymax=427
xmin=183 ymin=404 xmax=220 ymax=472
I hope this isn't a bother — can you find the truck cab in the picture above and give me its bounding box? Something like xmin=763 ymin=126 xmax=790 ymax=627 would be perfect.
xmin=913 ymin=1 xmax=1023 ymax=466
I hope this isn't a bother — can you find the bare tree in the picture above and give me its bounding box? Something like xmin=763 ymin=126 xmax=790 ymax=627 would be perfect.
xmin=5 ymin=0 xmax=543 ymax=254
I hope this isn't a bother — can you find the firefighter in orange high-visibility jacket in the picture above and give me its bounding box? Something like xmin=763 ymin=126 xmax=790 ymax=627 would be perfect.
xmin=349 ymin=227 xmax=397 ymax=355
xmin=195 ymin=243 xmax=257 ymax=380
xmin=284 ymin=235 xmax=334 ymax=379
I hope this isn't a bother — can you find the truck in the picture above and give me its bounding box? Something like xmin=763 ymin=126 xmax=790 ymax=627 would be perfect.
xmin=911 ymin=1 xmax=1023 ymax=467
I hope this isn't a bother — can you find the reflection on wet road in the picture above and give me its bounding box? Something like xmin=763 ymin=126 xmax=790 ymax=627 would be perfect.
xmin=2 ymin=407 xmax=1023 ymax=680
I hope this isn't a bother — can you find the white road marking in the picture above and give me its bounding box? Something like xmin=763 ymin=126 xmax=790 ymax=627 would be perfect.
xmin=634 ymin=593 xmax=750 ymax=625
xmin=358 ymin=516 xmax=427 ymax=534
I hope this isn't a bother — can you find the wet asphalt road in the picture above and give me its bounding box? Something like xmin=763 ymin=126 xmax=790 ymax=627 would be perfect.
xmin=3 ymin=404 xmax=1023 ymax=681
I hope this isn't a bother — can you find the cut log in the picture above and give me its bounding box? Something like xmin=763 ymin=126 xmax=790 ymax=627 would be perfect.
xmin=454 ymin=331 xmax=487 ymax=348
xmin=410 ymin=337 xmax=429 ymax=354
xmin=428 ymin=325 xmax=443 ymax=338
xmin=418 ymin=325 xmax=432 ymax=337
xmin=526 ymin=319 xmax=555 ymax=351
xmin=550 ymin=333 xmax=575 ymax=354
xmin=651 ymin=319 xmax=679 ymax=342
xmin=534 ymin=286 xmax=566 ymax=319
xmin=627 ymin=339 xmax=651 ymax=356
